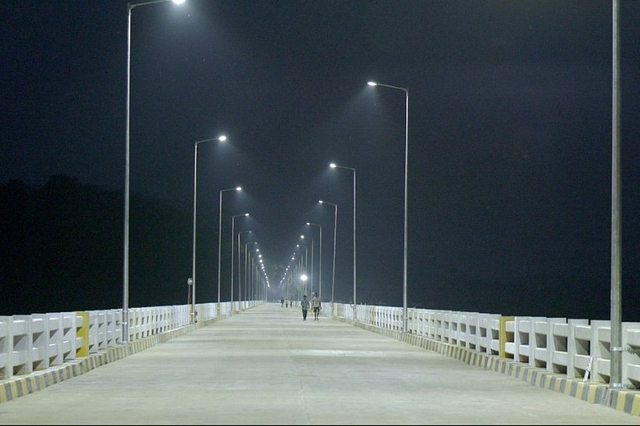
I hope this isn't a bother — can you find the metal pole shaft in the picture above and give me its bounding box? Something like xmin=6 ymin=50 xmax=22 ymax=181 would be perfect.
xmin=237 ymin=232 xmax=241 ymax=309
xmin=610 ymin=0 xmax=623 ymax=389
xmin=310 ymin=239 xmax=314 ymax=295
xmin=331 ymin=205 xmax=337 ymax=309
xmin=217 ymin=191 xmax=223 ymax=313
xmin=353 ymin=169 xmax=357 ymax=320
xmin=370 ymin=82 xmax=410 ymax=332
xmin=402 ymin=89 xmax=409 ymax=334
xmin=191 ymin=144 xmax=198 ymax=324
xmin=123 ymin=0 xmax=178 ymax=342
xmin=231 ymin=217 xmax=236 ymax=310
xmin=122 ymin=4 xmax=133 ymax=345
xmin=319 ymin=227 xmax=322 ymax=300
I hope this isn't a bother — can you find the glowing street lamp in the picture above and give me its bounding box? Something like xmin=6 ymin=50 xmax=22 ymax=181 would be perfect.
xmin=217 ymin=187 xmax=241 ymax=313
xmin=123 ymin=0 xmax=186 ymax=344
xmin=368 ymin=80 xmax=410 ymax=334
xmin=319 ymin=200 xmax=338 ymax=310
xmin=191 ymin=135 xmax=226 ymax=324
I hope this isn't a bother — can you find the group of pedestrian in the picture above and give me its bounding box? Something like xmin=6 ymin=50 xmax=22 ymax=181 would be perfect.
xmin=301 ymin=292 xmax=322 ymax=321
xmin=280 ymin=297 xmax=295 ymax=308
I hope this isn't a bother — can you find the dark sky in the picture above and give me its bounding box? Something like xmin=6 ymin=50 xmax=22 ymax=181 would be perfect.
xmin=2 ymin=1 xmax=640 ymax=320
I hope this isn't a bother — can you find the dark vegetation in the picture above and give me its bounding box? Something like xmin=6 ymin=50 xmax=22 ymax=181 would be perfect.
xmin=0 ymin=175 xmax=215 ymax=315
xmin=2 ymin=175 xmax=638 ymax=322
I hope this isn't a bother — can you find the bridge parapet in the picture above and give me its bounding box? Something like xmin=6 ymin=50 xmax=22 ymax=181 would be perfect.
xmin=347 ymin=304 xmax=640 ymax=390
xmin=2 ymin=300 xmax=640 ymax=408
xmin=0 ymin=301 xmax=245 ymax=382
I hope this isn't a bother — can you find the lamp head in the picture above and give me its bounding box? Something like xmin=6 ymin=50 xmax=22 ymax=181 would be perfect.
xmin=330 ymin=163 xmax=337 ymax=168
xmin=236 ymin=187 xmax=242 ymax=191
xmin=172 ymin=0 xmax=186 ymax=4
xmin=367 ymin=81 xmax=377 ymax=86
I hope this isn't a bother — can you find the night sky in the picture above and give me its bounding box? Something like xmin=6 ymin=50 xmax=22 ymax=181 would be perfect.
xmin=2 ymin=1 xmax=640 ymax=320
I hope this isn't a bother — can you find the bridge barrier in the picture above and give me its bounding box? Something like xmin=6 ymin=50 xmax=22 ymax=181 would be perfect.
xmin=3 ymin=300 xmax=639 ymax=415
xmin=0 ymin=300 xmax=258 ymax=383
xmin=346 ymin=304 xmax=640 ymax=391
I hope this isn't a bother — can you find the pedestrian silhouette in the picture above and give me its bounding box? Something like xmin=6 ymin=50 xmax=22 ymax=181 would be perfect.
xmin=311 ymin=292 xmax=321 ymax=321
xmin=301 ymin=295 xmax=310 ymax=321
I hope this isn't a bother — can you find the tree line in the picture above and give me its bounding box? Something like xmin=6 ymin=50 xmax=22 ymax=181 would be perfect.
xmin=0 ymin=175 xmax=215 ymax=315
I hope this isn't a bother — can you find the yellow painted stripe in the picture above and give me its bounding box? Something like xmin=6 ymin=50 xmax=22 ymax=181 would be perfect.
xmin=27 ymin=376 xmax=35 ymax=393
xmin=576 ymin=381 xmax=586 ymax=399
xmin=36 ymin=374 xmax=45 ymax=390
xmin=8 ymin=381 xmax=18 ymax=399
xmin=615 ymin=391 xmax=627 ymax=412
xmin=534 ymin=371 xmax=544 ymax=387
xmin=630 ymin=394 xmax=640 ymax=416
xmin=565 ymin=380 xmax=574 ymax=396
xmin=0 ymin=384 xmax=8 ymax=403
xmin=586 ymin=384 xmax=598 ymax=404
xmin=541 ymin=374 xmax=551 ymax=389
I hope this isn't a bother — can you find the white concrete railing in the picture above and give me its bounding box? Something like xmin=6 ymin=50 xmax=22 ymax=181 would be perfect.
xmin=339 ymin=304 xmax=640 ymax=390
xmin=5 ymin=300 xmax=639 ymax=390
xmin=0 ymin=301 xmax=258 ymax=381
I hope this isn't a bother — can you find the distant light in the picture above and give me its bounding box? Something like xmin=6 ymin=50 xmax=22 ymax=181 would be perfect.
xmin=300 ymin=274 xmax=308 ymax=282
xmin=367 ymin=81 xmax=377 ymax=86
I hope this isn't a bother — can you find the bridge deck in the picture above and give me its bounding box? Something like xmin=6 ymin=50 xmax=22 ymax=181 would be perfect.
xmin=0 ymin=303 xmax=638 ymax=425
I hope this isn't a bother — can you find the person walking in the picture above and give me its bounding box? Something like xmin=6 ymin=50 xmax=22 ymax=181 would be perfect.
xmin=311 ymin=292 xmax=321 ymax=321
xmin=300 ymin=295 xmax=310 ymax=321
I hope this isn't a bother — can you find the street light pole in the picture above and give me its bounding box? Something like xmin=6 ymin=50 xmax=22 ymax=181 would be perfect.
xmin=330 ymin=163 xmax=357 ymax=320
xmin=237 ymin=230 xmax=252 ymax=308
xmin=254 ymin=245 xmax=263 ymax=300
xmin=298 ymin=235 xmax=313 ymax=295
xmin=123 ymin=0 xmax=185 ymax=344
xmin=231 ymin=213 xmax=249 ymax=312
xmin=191 ymin=135 xmax=226 ymax=324
xmin=319 ymin=200 xmax=338 ymax=311
xmin=306 ymin=222 xmax=322 ymax=300
xmin=610 ymin=0 xmax=622 ymax=390
xmin=368 ymin=81 xmax=409 ymax=334
xmin=217 ymin=187 xmax=241 ymax=314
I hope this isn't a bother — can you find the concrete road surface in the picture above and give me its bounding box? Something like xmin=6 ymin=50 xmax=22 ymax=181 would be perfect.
xmin=0 ymin=303 xmax=638 ymax=425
